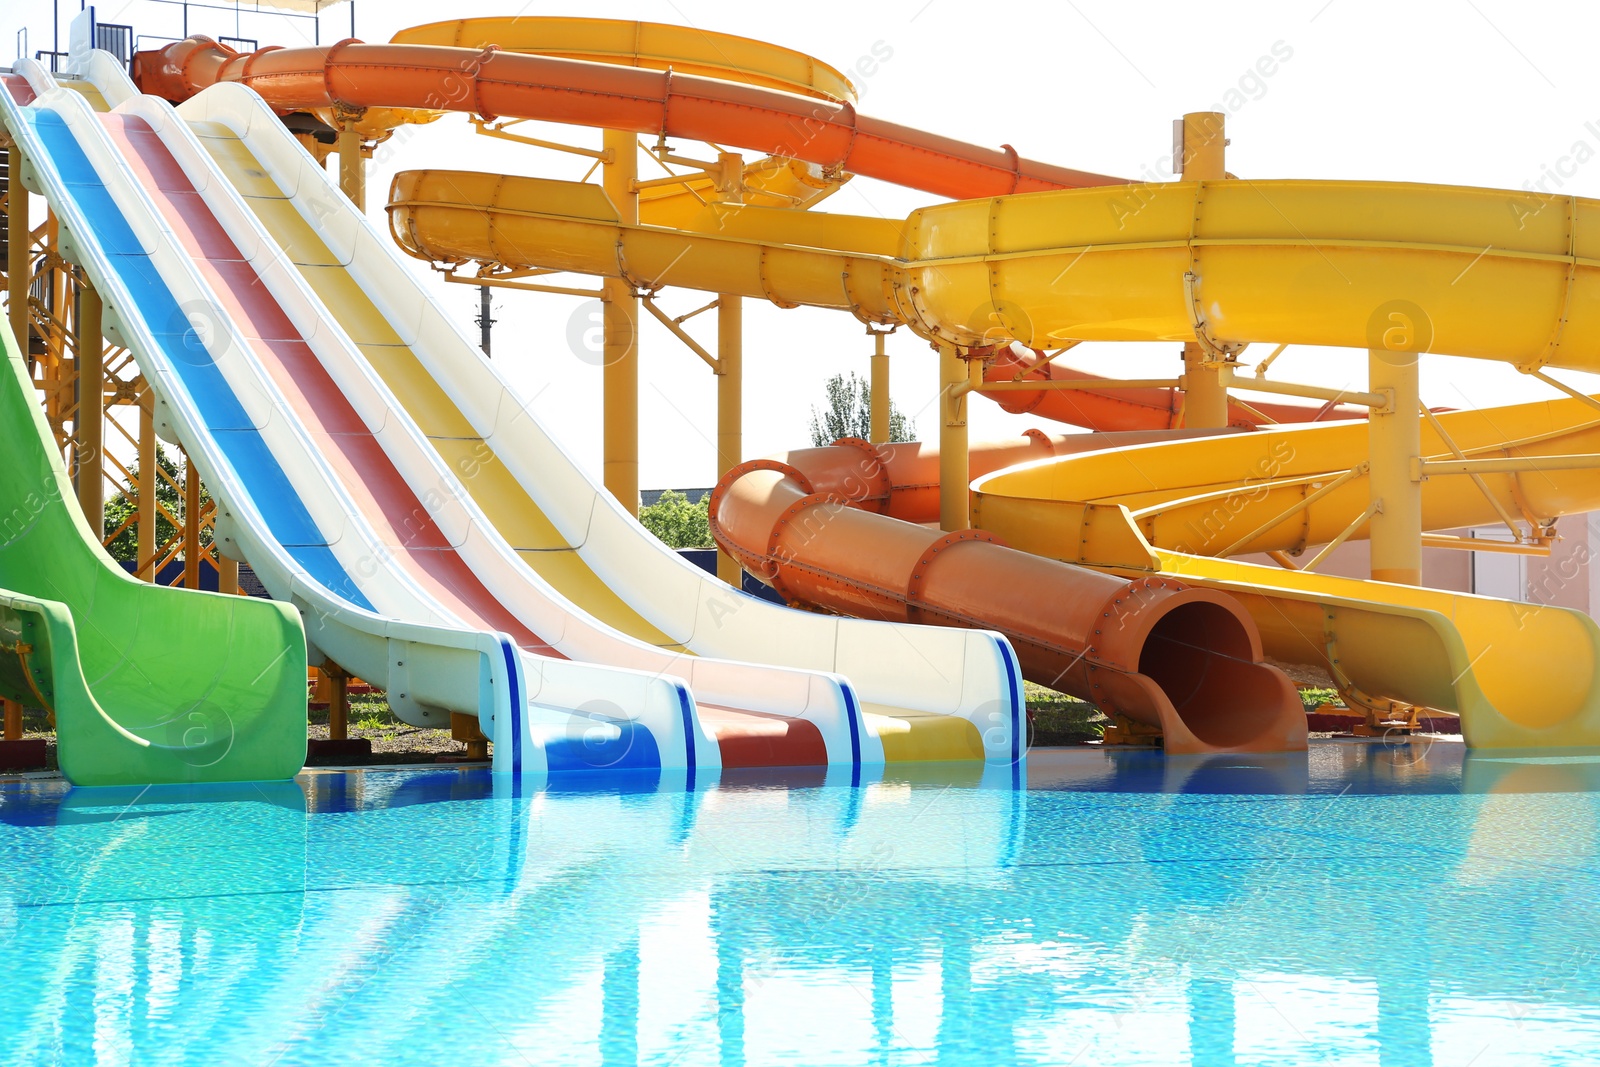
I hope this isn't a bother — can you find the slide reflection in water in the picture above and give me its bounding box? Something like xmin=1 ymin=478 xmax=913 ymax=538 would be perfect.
xmin=2 ymin=749 xmax=1600 ymax=1065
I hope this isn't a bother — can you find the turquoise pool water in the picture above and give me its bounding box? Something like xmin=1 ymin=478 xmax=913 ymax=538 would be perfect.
xmin=3 ymin=740 xmax=1599 ymax=1065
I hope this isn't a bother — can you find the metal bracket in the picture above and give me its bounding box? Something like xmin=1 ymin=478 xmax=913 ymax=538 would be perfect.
xmin=1182 ymin=271 xmax=1246 ymax=360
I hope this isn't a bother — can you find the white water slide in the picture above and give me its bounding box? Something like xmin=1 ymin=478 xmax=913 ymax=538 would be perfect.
xmin=1 ymin=49 xmax=1022 ymax=780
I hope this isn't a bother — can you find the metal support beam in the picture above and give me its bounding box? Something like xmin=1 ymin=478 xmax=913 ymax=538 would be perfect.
xmin=2 ymin=697 xmax=19 ymax=742
xmin=336 ymin=123 xmax=365 ymax=213
xmin=323 ymin=665 xmax=349 ymax=741
xmin=1422 ymin=533 xmax=1551 ymax=556
xmin=183 ymin=454 xmax=201 ymax=590
xmin=137 ymin=388 xmax=156 ymax=581
xmin=218 ymin=555 xmax=239 ymax=596
xmin=444 ymin=270 xmax=603 ymax=300
xmin=981 ymin=376 xmax=1182 ymax=393
xmin=6 ymin=151 xmax=26 ymax=351
xmin=1220 ymin=366 xmax=1387 ymax=409
xmin=939 ymin=343 xmax=978 ymax=532
xmin=1367 ymin=348 xmax=1422 ymax=584
xmin=76 ymin=282 xmax=104 ymax=537
xmin=640 ymin=294 xmax=718 ymax=371
xmin=716 ymin=294 xmax=743 ymax=585
xmin=1180 ymin=341 xmax=1229 ymax=428
xmin=602 ymin=129 xmax=640 ymax=517
xmin=1178 ymin=111 xmax=1229 ymax=427
xmin=870 ymin=328 xmax=890 ymax=444
xmin=1179 ymin=110 xmax=1228 ymax=181
xmin=1305 ymin=501 xmax=1381 ymax=573
xmin=476 ymin=284 xmax=493 ymax=357
xmin=1418 ymin=453 xmax=1600 ymax=476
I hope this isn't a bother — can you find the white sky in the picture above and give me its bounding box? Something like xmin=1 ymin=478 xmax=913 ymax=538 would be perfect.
xmin=11 ymin=0 xmax=1600 ymax=489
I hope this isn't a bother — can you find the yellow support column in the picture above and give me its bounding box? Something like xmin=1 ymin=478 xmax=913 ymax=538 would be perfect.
xmin=2 ymin=698 xmax=19 ymax=741
xmin=1178 ymin=111 xmax=1230 ymax=429
xmin=602 ymin=129 xmax=640 ymax=517
xmin=76 ymin=282 xmax=104 ymax=538
xmin=6 ymin=147 xmax=27 ymax=351
xmin=218 ymin=556 xmax=239 ymax=596
xmin=1367 ymin=346 xmax=1423 ymax=586
xmin=183 ymin=454 xmax=201 ymax=590
xmin=136 ymin=387 xmax=157 ymax=581
xmin=322 ymin=665 xmax=350 ymax=742
xmin=938 ymin=342 xmax=978 ymax=532
xmin=716 ymin=293 xmax=743 ymax=585
xmin=335 ymin=109 xmax=366 ymax=212
xmin=870 ymin=329 xmax=890 ymax=444
xmin=1180 ymin=110 xmax=1228 ymax=180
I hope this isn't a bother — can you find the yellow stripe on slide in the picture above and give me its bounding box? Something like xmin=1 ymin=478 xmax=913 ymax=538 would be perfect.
xmin=865 ymin=707 xmax=986 ymax=762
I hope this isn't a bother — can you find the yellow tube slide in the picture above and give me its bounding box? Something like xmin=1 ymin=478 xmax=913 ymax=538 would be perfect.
xmin=389 ymin=172 xmax=1600 ymax=376
xmin=968 ymin=400 xmax=1600 ymax=747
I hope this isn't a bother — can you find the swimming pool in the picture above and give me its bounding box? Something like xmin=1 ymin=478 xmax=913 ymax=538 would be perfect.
xmin=2 ymin=740 xmax=1598 ymax=1065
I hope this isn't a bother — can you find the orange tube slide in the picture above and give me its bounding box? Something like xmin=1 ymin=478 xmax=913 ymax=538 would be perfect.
xmin=979 ymin=346 xmax=1370 ymax=431
xmin=132 ymin=37 xmax=1125 ymax=200
xmin=710 ymin=445 xmax=1306 ymax=755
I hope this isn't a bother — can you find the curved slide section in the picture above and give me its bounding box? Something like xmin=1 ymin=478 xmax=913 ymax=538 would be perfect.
xmin=173 ymin=81 xmax=1021 ymax=764
xmin=390 ymin=17 xmax=861 ymax=102
xmin=899 ymin=179 xmax=1600 ymax=370
xmin=0 ymin=258 xmax=306 ymax=785
xmin=970 ymin=404 xmax=1600 ymax=747
xmin=132 ymin=35 xmax=1124 ymax=201
xmin=3 ymin=63 xmax=707 ymax=779
xmin=710 ymin=456 xmax=1305 ymax=754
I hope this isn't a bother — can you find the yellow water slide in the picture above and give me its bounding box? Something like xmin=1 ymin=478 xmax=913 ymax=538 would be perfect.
xmin=972 ymin=402 xmax=1600 ymax=747
xmin=389 ymin=162 xmax=1600 ymax=746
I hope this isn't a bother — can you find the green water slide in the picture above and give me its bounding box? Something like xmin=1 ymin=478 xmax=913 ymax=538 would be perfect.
xmin=0 ymin=325 xmax=307 ymax=785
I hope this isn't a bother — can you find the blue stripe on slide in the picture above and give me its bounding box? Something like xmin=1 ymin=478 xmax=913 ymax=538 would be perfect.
xmin=26 ymin=109 xmax=373 ymax=612
xmin=677 ymin=685 xmax=696 ymax=790
xmin=499 ymin=636 xmax=522 ymax=777
xmin=842 ymin=684 xmax=862 ymax=787
xmin=998 ymin=637 xmax=1024 ymax=788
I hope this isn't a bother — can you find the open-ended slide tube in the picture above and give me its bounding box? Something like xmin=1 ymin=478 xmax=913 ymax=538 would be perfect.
xmin=709 ymin=441 xmax=1306 ymax=755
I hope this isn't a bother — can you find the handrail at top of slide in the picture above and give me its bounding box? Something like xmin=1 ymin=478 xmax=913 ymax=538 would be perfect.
xmin=131 ymin=34 xmax=1126 ymax=201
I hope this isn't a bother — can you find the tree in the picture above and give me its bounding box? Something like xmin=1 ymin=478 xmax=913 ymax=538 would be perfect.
xmin=102 ymin=445 xmax=212 ymax=564
xmin=638 ymin=489 xmax=713 ymax=549
xmin=807 ymin=371 xmax=912 ymax=446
